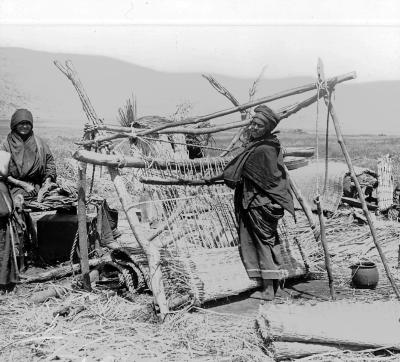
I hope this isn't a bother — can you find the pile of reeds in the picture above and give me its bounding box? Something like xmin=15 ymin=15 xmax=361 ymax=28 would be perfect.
xmin=0 ymin=281 xmax=271 ymax=361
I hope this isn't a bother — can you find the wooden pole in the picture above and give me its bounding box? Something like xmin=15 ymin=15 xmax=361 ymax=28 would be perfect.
xmin=80 ymin=87 xmax=339 ymax=146
xmin=202 ymin=73 xmax=248 ymax=157
xmin=107 ymin=167 xmax=169 ymax=318
xmin=55 ymin=60 xmax=170 ymax=319
xmin=131 ymin=72 xmax=356 ymax=136
xmin=77 ymin=162 xmax=91 ymax=291
xmin=315 ymin=196 xmax=336 ymax=299
xmin=327 ymin=99 xmax=400 ymax=300
xmin=284 ymin=165 xmax=319 ymax=240
xmin=73 ymin=149 xmax=309 ymax=171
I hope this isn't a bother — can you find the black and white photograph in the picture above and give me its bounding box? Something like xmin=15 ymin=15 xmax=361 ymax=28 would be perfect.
xmin=0 ymin=1 xmax=400 ymax=360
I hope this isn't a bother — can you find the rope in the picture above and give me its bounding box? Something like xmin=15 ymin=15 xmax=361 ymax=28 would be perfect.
xmin=69 ymin=231 xmax=79 ymax=276
xmin=89 ymin=164 xmax=96 ymax=196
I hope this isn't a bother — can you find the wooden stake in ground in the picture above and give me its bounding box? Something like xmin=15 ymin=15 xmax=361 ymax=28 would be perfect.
xmin=326 ymin=99 xmax=400 ymax=300
xmin=77 ymin=162 xmax=91 ymax=291
xmin=314 ymin=195 xmax=336 ymax=299
xmin=314 ymin=58 xmax=335 ymax=299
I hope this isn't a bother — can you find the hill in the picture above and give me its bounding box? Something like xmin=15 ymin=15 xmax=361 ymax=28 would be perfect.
xmin=1 ymin=47 xmax=399 ymax=134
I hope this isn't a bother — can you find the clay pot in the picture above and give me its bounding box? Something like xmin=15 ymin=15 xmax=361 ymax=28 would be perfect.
xmin=350 ymin=261 xmax=379 ymax=289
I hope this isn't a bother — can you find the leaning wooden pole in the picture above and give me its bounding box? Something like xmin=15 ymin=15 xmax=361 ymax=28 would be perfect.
xmin=326 ymin=99 xmax=400 ymax=300
xmin=55 ymin=60 xmax=170 ymax=317
xmin=77 ymin=162 xmax=91 ymax=291
xmin=133 ymin=72 xmax=356 ymax=136
xmin=284 ymin=164 xmax=319 ymax=240
xmin=83 ymin=88 xmax=346 ymax=146
xmin=315 ymin=196 xmax=336 ymax=299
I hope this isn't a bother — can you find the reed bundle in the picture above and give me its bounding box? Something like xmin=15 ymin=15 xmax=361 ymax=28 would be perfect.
xmin=377 ymin=154 xmax=395 ymax=211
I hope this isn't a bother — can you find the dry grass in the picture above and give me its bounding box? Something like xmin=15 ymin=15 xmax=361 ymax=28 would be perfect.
xmin=0 ymin=281 xmax=270 ymax=362
xmin=2 ymin=127 xmax=400 ymax=361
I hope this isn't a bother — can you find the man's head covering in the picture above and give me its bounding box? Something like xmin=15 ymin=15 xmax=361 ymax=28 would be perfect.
xmin=10 ymin=109 xmax=33 ymax=130
xmin=253 ymin=105 xmax=279 ymax=126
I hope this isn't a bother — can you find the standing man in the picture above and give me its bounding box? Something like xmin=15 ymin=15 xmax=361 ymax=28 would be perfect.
xmin=207 ymin=105 xmax=294 ymax=301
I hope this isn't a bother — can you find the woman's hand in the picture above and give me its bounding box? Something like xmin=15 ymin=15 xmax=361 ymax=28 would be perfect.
xmin=20 ymin=181 xmax=35 ymax=194
xmin=37 ymin=179 xmax=56 ymax=203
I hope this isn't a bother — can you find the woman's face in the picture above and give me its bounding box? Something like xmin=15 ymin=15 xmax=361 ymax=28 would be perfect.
xmin=249 ymin=116 xmax=269 ymax=139
xmin=15 ymin=121 xmax=32 ymax=137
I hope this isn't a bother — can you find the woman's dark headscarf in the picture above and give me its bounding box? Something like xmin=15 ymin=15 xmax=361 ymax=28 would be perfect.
xmin=10 ymin=109 xmax=34 ymax=132
xmin=6 ymin=109 xmax=41 ymax=180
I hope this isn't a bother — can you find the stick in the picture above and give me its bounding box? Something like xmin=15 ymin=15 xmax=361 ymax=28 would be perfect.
xmin=220 ymin=66 xmax=267 ymax=156
xmin=20 ymin=257 xmax=107 ymax=283
xmin=140 ymin=176 xmax=224 ymax=186
xmin=202 ymin=73 xmax=248 ymax=158
xmin=341 ymin=196 xmax=378 ymax=211
xmin=77 ymin=162 xmax=91 ymax=291
xmin=315 ymin=195 xmax=336 ymax=299
xmin=327 ymin=99 xmax=400 ymax=300
xmin=8 ymin=220 xmax=20 ymax=279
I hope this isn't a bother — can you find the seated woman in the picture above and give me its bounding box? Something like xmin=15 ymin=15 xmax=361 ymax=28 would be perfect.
xmin=1 ymin=109 xmax=57 ymax=203
xmin=1 ymin=109 xmax=57 ymax=269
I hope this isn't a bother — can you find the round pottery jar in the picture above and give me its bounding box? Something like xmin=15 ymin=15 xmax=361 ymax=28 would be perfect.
xmin=350 ymin=261 xmax=379 ymax=289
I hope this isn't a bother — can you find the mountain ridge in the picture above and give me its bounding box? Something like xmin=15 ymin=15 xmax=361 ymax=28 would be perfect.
xmin=1 ymin=47 xmax=399 ymax=134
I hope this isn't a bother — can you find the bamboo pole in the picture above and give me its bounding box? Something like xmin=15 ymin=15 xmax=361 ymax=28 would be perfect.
xmin=77 ymin=162 xmax=91 ymax=291
xmin=326 ymin=99 xmax=400 ymax=300
xmin=315 ymin=195 xmax=336 ymax=299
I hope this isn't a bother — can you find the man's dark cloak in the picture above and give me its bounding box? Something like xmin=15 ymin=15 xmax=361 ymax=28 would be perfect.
xmin=223 ymin=135 xmax=294 ymax=216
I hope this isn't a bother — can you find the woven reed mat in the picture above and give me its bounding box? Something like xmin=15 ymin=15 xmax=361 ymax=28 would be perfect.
xmin=377 ymin=154 xmax=395 ymax=211
xmin=159 ymin=211 xmax=316 ymax=306
xmin=289 ymin=161 xmax=366 ymax=213
xmin=257 ymin=300 xmax=400 ymax=351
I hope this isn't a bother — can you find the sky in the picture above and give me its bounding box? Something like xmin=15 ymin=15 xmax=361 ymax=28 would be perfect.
xmin=0 ymin=0 xmax=400 ymax=82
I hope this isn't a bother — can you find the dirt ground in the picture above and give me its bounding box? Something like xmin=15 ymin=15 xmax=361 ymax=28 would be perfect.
xmin=1 ymin=212 xmax=398 ymax=361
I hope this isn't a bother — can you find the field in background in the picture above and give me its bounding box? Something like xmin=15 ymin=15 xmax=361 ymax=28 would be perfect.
xmin=2 ymin=125 xmax=400 ymax=188
xmin=216 ymin=129 xmax=400 ymax=172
